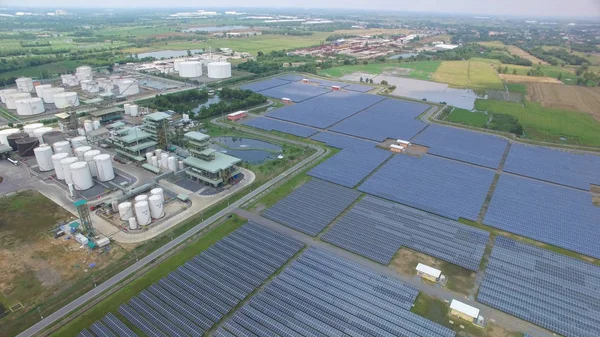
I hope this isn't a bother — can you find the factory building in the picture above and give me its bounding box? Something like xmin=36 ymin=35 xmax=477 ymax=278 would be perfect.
xmin=142 ymin=112 xmax=170 ymax=150
xmin=88 ymin=107 xmax=123 ymax=125
xmin=113 ymin=127 xmax=157 ymax=161
xmin=182 ymin=131 xmax=241 ymax=188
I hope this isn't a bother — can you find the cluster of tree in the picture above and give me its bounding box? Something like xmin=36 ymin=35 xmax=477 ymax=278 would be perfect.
xmin=325 ymin=34 xmax=359 ymax=41
xmin=20 ymin=41 xmax=51 ymax=48
xmin=575 ymin=66 xmax=600 ymax=86
xmin=194 ymin=88 xmax=267 ymax=119
xmin=569 ymin=43 xmax=598 ymax=53
xmin=526 ymin=66 xmax=545 ymax=77
xmin=236 ymin=60 xmax=280 ymax=74
xmin=138 ymin=89 xmax=209 ymax=112
xmin=263 ymin=29 xmax=313 ymax=36
xmin=425 ymin=44 xmax=532 ymax=66
xmin=488 ymin=113 xmax=524 ymax=135
xmin=360 ymin=77 xmax=374 ymax=84
xmin=527 ymin=47 xmax=589 ymax=66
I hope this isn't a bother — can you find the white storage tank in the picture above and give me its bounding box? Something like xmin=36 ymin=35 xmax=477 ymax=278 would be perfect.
xmin=167 ymin=156 xmax=177 ymax=171
xmin=54 ymin=92 xmax=79 ymax=108
xmin=84 ymin=120 xmax=93 ymax=133
xmin=16 ymin=77 xmax=34 ymax=93
xmin=92 ymin=120 xmax=101 ymax=130
xmin=134 ymin=201 xmax=151 ymax=226
xmin=148 ymin=194 xmax=164 ymax=219
xmin=71 ymin=136 xmax=87 ymax=149
xmin=33 ymin=127 xmax=54 ymax=142
xmin=135 ymin=194 xmax=148 ymax=203
xmin=123 ymin=103 xmax=131 ymax=115
xmin=51 ymin=152 xmax=69 ymax=179
xmin=151 ymin=156 xmax=158 ymax=167
xmin=129 ymin=104 xmax=139 ymax=117
xmin=174 ymin=59 xmax=185 ymax=71
xmin=150 ymin=187 xmax=164 ymax=202
xmin=146 ymin=152 xmax=153 ymax=163
xmin=118 ymin=202 xmax=133 ymax=221
xmin=15 ymin=98 xmax=45 ymax=116
xmin=80 ymin=80 xmax=91 ymax=91
xmin=60 ymin=157 xmax=78 ymax=184
xmin=61 ymin=74 xmax=79 ymax=86
xmin=207 ymin=62 xmax=232 ymax=79
xmin=24 ymin=123 xmax=44 ymax=137
xmin=0 ymin=88 xmax=18 ymax=103
xmin=6 ymin=93 xmax=31 ymax=109
xmin=94 ymin=153 xmax=115 ymax=182
xmin=128 ymin=217 xmax=138 ymax=230
xmin=70 ymin=161 xmax=94 ymax=190
xmin=84 ymin=149 xmax=101 ymax=177
xmin=118 ymin=80 xmax=139 ymax=96
xmin=42 ymin=87 xmax=64 ymax=104
xmin=53 ymin=140 xmax=72 ymax=155
xmin=76 ymin=66 xmax=92 ymax=81
xmin=155 ymin=149 xmax=162 ymax=157
xmin=34 ymin=84 xmax=51 ymax=98
xmin=34 ymin=144 xmax=54 ymax=171
xmin=178 ymin=160 xmax=184 ymax=170
xmin=178 ymin=61 xmax=202 ymax=77
xmin=160 ymin=153 xmax=169 ymax=169
xmin=98 ymin=78 xmax=112 ymax=91
xmin=74 ymin=146 xmax=92 ymax=160
xmin=87 ymin=81 xmax=100 ymax=93
xmin=0 ymin=128 xmax=21 ymax=145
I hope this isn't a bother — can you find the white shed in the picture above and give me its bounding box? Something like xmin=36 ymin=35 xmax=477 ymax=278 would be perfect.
xmin=450 ymin=300 xmax=480 ymax=321
xmin=416 ymin=263 xmax=441 ymax=280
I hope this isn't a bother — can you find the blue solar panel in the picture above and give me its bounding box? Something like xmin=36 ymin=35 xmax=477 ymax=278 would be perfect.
xmin=311 ymin=132 xmax=374 ymax=149
xmin=277 ymin=75 xmax=305 ymax=82
xmin=305 ymin=77 xmax=351 ymax=88
xmin=243 ymin=117 xmax=318 ymax=138
xmin=330 ymin=98 xmax=429 ymax=141
xmin=267 ymin=91 xmax=386 ymax=128
xmin=504 ymin=144 xmax=600 ymax=190
xmin=344 ymin=83 xmax=374 ymax=93
xmin=412 ymin=125 xmax=508 ymax=168
xmin=257 ymin=82 xmax=331 ymax=102
xmin=359 ymin=155 xmax=495 ymax=220
xmin=239 ymin=78 xmax=290 ymax=92
xmin=308 ymin=147 xmax=391 ymax=188
xmin=484 ymin=174 xmax=600 ymax=259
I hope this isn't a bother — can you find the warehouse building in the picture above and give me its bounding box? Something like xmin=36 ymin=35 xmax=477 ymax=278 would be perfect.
xmin=183 ymin=131 xmax=241 ymax=187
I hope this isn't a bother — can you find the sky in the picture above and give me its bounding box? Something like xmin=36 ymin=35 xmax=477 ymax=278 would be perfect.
xmin=2 ymin=0 xmax=600 ymax=18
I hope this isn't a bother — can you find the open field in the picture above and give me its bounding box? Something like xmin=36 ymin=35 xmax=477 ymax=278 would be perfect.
xmin=418 ymin=34 xmax=453 ymax=44
xmin=332 ymin=28 xmax=412 ymax=35
xmin=475 ymin=99 xmax=600 ymax=147
xmin=499 ymin=74 xmax=562 ymax=84
xmin=476 ymin=41 xmax=506 ymax=49
xmin=506 ymin=45 xmax=548 ymax=65
xmin=431 ymin=60 xmax=504 ymax=90
xmin=526 ymin=83 xmax=600 ymax=122
xmin=446 ymin=108 xmax=489 ymax=128
xmin=505 ymin=83 xmax=528 ymax=94
xmin=318 ymin=60 xmax=441 ymax=80
xmin=472 ymin=58 xmax=578 ymax=83
xmin=0 ymin=60 xmax=82 ymax=80
xmin=431 ymin=60 xmax=469 ymax=86
xmin=468 ymin=61 xmax=505 ymax=90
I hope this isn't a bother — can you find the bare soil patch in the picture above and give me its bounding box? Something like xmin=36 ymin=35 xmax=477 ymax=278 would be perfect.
xmin=527 ymin=83 xmax=600 ymax=121
xmin=499 ymin=74 xmax=561 ymax=84
xmin=507 ymin=45 xmax=549 ymax=65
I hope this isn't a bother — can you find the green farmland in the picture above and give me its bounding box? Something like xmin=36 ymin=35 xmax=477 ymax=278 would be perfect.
xmin=318 ymin=61 xmax=441 ymax=80
xmin=446 ymin=108 xmax=489 ymax=128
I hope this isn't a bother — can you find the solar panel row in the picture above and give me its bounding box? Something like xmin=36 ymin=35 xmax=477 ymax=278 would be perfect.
xmin=483 ymin=174 xmax=600 ymax=259
xmin=308 ymin=147 xmax=391 ymax=188
xmin=344 ymin=83 xmax=375 ymax=93
xmin=359 ymin=154 xmax=495 ymax=221
xmin=79 ymin=314 xmax=137 ymax=337
xmin=218 ymin=248 xmax=455 ymax=337
xmin=477 ymin=236 xmax=600 ymax=337
xmin=322 ymin=196 xmax=490 ymax=270
xmin=243 ymin=117 xmax=318 ymax=138
xmin=262 ymin=178 xmax=361 ymax=236
xmin=239 ymin=78 xmax=291 ymax=92
xmin=258 ymin=82 xmax=331 ymax=102
xmin=311 ymin=132 xmax=374 ymax=150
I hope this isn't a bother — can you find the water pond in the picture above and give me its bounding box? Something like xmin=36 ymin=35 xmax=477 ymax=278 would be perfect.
xmin=211 ymin=136 xmax=282 ymax=164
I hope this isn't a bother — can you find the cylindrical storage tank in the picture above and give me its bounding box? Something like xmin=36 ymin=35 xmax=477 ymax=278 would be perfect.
xmin=129 ymin=104 xmax=138 ymax=117
xmin=78 ymin=128 xmax=85 ymax=136
xmin=61 ymin=74 xmax=80 ymax=86
xmin=134 ymin=201 xmax=151 ymax=226
xmin=178 ymin=61 xmax=202 ymax=78
xmin=92 ymin=120 xmax=101 ymax=130
xmin=16 ymin=137 xmax=39 ymax=157
xmin=174 ymin=59 xmax=185 ymax=71
xmin=52 ymin=152 xmax=69 ymax=179
xmin=151 ymin=156 xmax=158 ymax=167
xmin=16 ymin=98 xmax=45 ymax=116
xmin=128 ymin=217 xmax=138 ymax=230
xmin=160 ymin=153 xmax=168 ymax=169
xmin=118 ymin=80 xmax=139 ymax=96
xmin=178 ymin=160 xmax=184 ymax=170
xmin=167 ymin=156 xmax=177 ymax=171
xmin=150 ymin=187 xmax=164 ymax=202
xmin=33 ymin=127 xmax=53 ymax=142
xmin=118 ymin=202 xmax=133 ymax=221
xmin=34 ymin=144 xmax=54 ymax=171
xmin=34 ymin=84 xmax=51 ymax=98
xmin=155 ymin=149 xmax=162 ymax=157
xmin=42 ymin=87 xmax=64 ymax=104
xmin=135 ymin=194 xmax=148 ymax=203
xmin=16 ymin=77 xmax=34 ymax=93
xmin=60 ymin=157 xmax=78 ymax=184
xmin=24 ymin=123 xmax=44 ymax=137
xmin=70 ymin=161 xmax=93 ymax=190
xmin=111 ymin=200 xmax=119 ymax=213
xmin=54 ymin=92 xmax=79 ymax=108
xmin=53 ymin=140 xmax=72 ymax=155
xmin=84 ymin=120 xmax=93 ymax=133
xmin=94 ymin=154 xmax=114 ymax=182
xmin=148 ymin=194 xmax=164 ymax=219
xmin=207 ymin=62 xmax=232 ymax=79
xmin=123 ymin=103 xmax=131 ymax=115
xmin=70 ymin=136 xmax=87 ymax=149
xmin=0 ymin=88 xmax=18 ymax=103
xmin=80 ymin=80 xmax=91 ymax=91
xmin=76 ymin=65 xmax=92 ymax=76
xmin=74 ymin=146 xmax=92 ymax=160
xmin=145 ymin=152 xmax=153 ymax=163
xmin=42 ymin=131 xmax=64 ymax=146
xmin=6 ymin=93 xmax=31 ymax=109
xmin=84 ymin=149 xmax=101 ymax=177
xmin=0 ymin=128 xmax=21 ymax=145
xmin=7 ymin=132 xmax=27 ymax=151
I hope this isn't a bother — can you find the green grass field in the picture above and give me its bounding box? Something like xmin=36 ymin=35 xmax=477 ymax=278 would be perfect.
xmin=475 ymin=99 xmax=600 ymax=147
xmin=446 ymin=108 xmax=489 ymax=128
xmin=431 ymin=60 xmax=504 ymax=90
xmin=468 ymin=61 xmax=505 ymax=90
xmin=506 ymin=83 xmax=528 ymax=94
xmin=431 ymin=60 xmax=469 ymax=86
xmin=317 ymin=61 xmax=441 ymax=80
xmin=0 ymin=60 xmax=81 ymax=80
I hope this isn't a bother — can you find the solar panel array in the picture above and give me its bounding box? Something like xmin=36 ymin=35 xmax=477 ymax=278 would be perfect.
xmin=305 ymin=77 xmax=351 ymax=88
xmin=215 ymin=248 xmax=455 ymax=337
xmin=308 ymin=147 xmax=392 ymax=188
xmin=322 ymin=196 xmax=489 ymax=270
xmin=503 ymin=144 xmax=600 ymax=190
xmin=330 ymin=99 xmax=429 ymax=141
xmin=344 ymin=83 xmax=374 ymax=92
xmin=243 ymin=117 xmax=318 ymax=138
xmin=268 ymin=91 xmax=386 ymax=128
xmin=484 ymin=174 xmax=600 ymax=259
xmin=278 ymin=75 xmax=305 ymax=82
xmin=83 ymin=222 xmax=303 ymax=337
xmin=477 ymin=237 xmax=600 ymax=337
xmin=311 ymin=132 xmax=374 ymax=149
xmin=79 ymin=313 xmax=138 ymax=337
xmin=239 ymin=78 xmax=291 ymax=92
xmin=263 ymin=179 xmax=361 ymax=236
xmin=258 ymin=82 xmax=331 ymax=102
xmin=359 ymin=155 xmax=495 ymax=220
xmin=412 ymin=125 xmax=508 ymax=168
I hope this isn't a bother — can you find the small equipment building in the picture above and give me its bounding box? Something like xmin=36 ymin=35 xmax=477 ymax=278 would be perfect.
xmin=89 ymin=107 xmax=123 ymax=125
xmin=183 ymin=131 xmax=241 ymax=188
xmin=416 ymin=263 xmax=441 ymax=282
xmin=227 ymin=111 xmax=247 ymax=121
xmin=450 ymin=300 xmax=480 ymax=322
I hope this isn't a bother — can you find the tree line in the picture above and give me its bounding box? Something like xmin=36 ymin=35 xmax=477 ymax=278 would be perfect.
xmin=194 ymin=88 xmax=267 ymax=120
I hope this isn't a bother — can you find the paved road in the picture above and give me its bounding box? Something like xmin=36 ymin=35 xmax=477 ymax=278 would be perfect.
xmin=17 ymin=126 xmax=328 ymax=337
